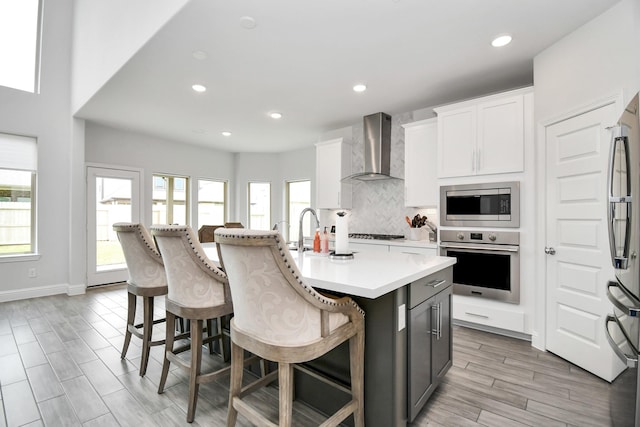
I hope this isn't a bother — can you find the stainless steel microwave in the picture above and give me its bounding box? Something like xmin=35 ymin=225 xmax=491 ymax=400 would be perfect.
xmin=440 ymin=181 xmax=520 ymax=228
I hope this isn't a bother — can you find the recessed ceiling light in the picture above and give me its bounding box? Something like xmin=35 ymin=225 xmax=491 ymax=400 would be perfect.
xmin=240 ymin=16 xmax=257 ymax=29
xmin=353 ymin=84 xmax=367 ymax=93
xmin=221 ymin=131 xmax=232 ymax=137
xmin=270 ymin=112 xmax=283 ymax=119
xmin=491 ymin=35 xmax=512 ymax=47
xmin=192 ymin=50 xmax=208 ymax=60
xmin=192 ymin=84 xmax=207 ymax=92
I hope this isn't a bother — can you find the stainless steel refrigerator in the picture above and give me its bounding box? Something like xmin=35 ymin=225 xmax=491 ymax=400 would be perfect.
xmin=605 ymin=93 xmax=640 ymax=427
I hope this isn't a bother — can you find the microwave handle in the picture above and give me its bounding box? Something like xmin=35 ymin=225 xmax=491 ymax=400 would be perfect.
xmin=607 ymin=131 xmax=632 ymax=269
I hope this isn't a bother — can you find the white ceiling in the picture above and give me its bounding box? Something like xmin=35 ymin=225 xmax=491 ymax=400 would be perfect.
xmin=76 ymin=0 xmax=620 ymax=153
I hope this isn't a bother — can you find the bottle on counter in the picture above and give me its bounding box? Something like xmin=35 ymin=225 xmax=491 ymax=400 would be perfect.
xmin=321 ymin=227 xmax=329 ymax=254
xmin=313 ymin=228 xmax=321 ymax=253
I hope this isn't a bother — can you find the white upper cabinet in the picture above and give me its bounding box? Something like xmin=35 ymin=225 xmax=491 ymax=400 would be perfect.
xmin=402 ymin=118 xmax=438 ymax=207
xmin=435 ymin=88 xmax=531 ymax=178
xmin=315 ymin=138 xmax=352 ymax=209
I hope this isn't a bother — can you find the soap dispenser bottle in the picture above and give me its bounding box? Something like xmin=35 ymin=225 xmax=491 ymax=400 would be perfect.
xmin=321 ymin=227 xmax=329 ymax=254
xmin=313 ymin=228 xmax=321 ymax=253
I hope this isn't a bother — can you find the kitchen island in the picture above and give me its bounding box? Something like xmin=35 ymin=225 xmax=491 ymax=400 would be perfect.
xmin=203 ymin=244 xmax=455 ymax=426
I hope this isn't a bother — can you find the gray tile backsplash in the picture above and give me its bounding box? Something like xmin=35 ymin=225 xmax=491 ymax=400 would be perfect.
xmin=320 ymin=111 xmax=437 ymax=236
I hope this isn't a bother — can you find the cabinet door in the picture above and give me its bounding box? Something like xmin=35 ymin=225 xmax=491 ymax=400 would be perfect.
xmin=407 ymin=298 xmax=433 ymax=422
xmin=349 ymin=242 xmax=389 ymax=252
xmin=437 ymin=107 xmax=476 ymax=177
xmin=477 ymin=94 xmax=524 ymax=175
xmin=431 ymin=286 xmax=452 ymax=382
xmin=404 ymin=119 xmax=438 ymax=207
xmin=316 ymin=139 xmax=352 ymax=209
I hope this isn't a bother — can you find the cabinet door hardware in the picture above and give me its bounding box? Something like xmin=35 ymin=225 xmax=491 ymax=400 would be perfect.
xmin=425 ymin=279 xmax=447 ymax=288
xmin=465 ymin=312 xmax=489 ymax=319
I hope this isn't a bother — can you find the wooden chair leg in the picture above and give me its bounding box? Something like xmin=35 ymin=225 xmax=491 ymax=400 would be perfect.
xmin=157 ymin=311 xmax=175 ymax=394
xmin=206 ymin=318 xmax=214 ymax=354
xmin=278 ymin=362 xmax=294 ymax=427
xmin=227 ymin=340 xmax=244 ymax=427
xmin=187 ymin=319 xmax=203 ymax=423
xmin=121 ymin=292 xmax=136 ymax=359
xmin=350 ymin=331 xmax=365 ymax=427
xmin=139 ymin=295 xmax=154 ymax=376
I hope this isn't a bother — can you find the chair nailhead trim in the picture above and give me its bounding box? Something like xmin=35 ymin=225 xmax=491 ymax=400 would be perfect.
xmin=218 ymin=231 xmax=365 ymax=317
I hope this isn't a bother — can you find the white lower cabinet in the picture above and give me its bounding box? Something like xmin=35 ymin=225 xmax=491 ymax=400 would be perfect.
xmin=452 ymin=296 xmax=525 ymax=333
xmin=349 ymin=242 xmax=389 ymax=252
xmin=389 ymin=245 xmax=436 ymax=256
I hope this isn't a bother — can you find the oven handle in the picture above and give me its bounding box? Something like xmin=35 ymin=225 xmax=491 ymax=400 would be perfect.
xmin=439 ymin=243 xmax=519 ymax=253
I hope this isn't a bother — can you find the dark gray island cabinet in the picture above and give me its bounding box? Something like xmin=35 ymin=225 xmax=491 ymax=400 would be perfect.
xmin=293 ymin=252 xmax=455 ymax=427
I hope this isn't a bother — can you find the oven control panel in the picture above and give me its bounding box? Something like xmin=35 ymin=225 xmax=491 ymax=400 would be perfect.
xmin=442 ymin=229 xmax=519 ymax=246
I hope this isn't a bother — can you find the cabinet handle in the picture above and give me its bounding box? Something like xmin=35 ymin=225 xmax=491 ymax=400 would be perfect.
xmin=477 ymin=149 xmax=481 ymax=171
xmin=431 ymin=303 xmax=442 ymax=340
xmin=337 ymin=191 xmax=340 ymax=206
xmin=465 ymin=312 xmax=489 ymax=319
xmin=425 ymin=279 xmax=446 ymax=288
xmin=472 ymin=150 xmax=475 ymax=172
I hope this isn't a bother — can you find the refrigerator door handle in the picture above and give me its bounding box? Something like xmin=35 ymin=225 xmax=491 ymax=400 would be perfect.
xmin=605 ymin=315 xmax=639 ymax=368
xmin=607 ymin=280 xmax=640 ymax=317
xmin=607 ymin=132 xmax=633 ymax=270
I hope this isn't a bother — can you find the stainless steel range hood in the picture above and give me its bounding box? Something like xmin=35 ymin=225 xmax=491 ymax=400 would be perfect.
xmin=342 ymin=112 xmax=402 ymax=182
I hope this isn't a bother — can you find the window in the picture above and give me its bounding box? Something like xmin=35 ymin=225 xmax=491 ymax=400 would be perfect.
xmin=248 ymin=182 xmax=270 ymax=230
xmin=286 ymin=180 xmax=311 ymax=242
xmin=0 ymin=0 xmax=42 ymax=93
xmin=0 ymin=133 xmax=37 ymax=255
xmin=153 ymin=175 xmax=189 ymax=225
xmin=197 ymin=179 xmax=226 ymax=229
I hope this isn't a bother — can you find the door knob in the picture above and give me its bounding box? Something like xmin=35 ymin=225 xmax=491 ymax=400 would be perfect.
xmin=545 ymin=247 xmax=556 ymax=255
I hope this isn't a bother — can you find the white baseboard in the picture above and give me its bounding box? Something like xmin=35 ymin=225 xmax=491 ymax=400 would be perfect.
xmin=0 ymin=283 xmax=86 ymax=302
xmin=453 ymin=319 xmax=532 ymax=342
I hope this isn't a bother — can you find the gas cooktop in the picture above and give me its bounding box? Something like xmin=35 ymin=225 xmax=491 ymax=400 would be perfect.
xmin=349 ymin=233 xmax=405 ymax=240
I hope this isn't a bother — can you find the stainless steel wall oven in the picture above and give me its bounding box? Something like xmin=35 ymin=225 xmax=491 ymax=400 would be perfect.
xmin=439 ymin=229 xmax=520 ymax=304
xmin=440 ymin=181 xmax=520 ymax=228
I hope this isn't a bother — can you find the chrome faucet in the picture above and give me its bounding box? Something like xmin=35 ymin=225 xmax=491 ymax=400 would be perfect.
xmin=298 ymin=208 xmax=320 ymax=252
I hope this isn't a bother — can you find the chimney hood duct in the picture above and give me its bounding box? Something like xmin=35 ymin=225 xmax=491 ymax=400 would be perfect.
xmin=342 ymin=112 xmax=402 ymax=182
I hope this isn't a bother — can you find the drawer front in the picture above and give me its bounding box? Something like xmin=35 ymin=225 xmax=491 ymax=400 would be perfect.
xmin=389 ymin=245 xmax=437 ymax=256
xmin=408 ymin=267 xmax=452 ymax=309
xmin=349 ymin=242 xmax=389 ymax=252
xmin=452 ymin=298 xmax=525 ymax=333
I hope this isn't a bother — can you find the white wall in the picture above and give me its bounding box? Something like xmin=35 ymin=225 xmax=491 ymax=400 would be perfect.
xmin=532 ymin=0 xmax=640 ymax=349
xmin=534 ymin=0 xmax=640 ymax=123
xmin=0 ymin=1 xmax=75 ymax=299
xmin=71 ymin=0 xmax=188 ymax=113
xmin=85 ymin=122 xmax=236 ymax=226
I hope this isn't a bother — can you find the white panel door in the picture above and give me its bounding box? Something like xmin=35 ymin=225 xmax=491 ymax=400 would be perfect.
xmin=545 ymin=102 xmax=625 ymax=381
xmin=87 ymin=167 xmax=141 ymax=286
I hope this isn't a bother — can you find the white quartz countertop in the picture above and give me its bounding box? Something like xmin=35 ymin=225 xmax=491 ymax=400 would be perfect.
xmin=203 ymin=243 xmax=455 ymax=299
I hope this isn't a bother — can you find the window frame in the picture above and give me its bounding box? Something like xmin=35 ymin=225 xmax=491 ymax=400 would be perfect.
xmin=196 ymin=178 xmax=227 ymax=230
xmin=285 ymin=179 xmax=311 ymax=242
xmin=152 ymin=174 xmax=190 ymax=225
xmin=248 ymin=181 xmax=271 ymax=231
xmin=0 ymin=132 xmax=38 ymax=260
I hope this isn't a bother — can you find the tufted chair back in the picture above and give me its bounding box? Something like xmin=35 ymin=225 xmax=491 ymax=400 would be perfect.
xmin=215 ymin=229 xmax=364 ymax=347
xmin=113 ymin=223 xmax=167 ymax=288
xmin=150 ymin=225 xmax=230 ymax=310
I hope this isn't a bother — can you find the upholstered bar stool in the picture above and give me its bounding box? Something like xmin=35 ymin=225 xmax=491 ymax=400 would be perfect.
xmin=150 ymin=225 xmax=234 ymax=423
xmin=113 ymin=223 xmax=168 ymax=377
xmin=215 ymin=229 xmax=365 ymax=427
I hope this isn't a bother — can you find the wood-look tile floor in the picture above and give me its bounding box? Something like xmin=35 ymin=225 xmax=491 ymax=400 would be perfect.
xmin=0 ymin=283 xmax=613 ymax=427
